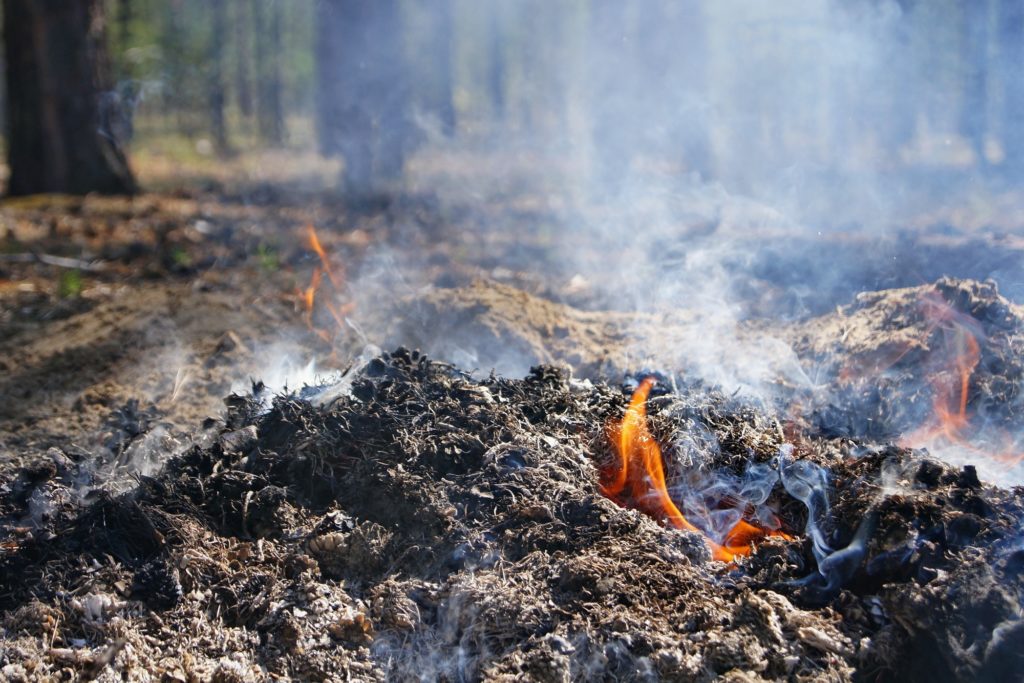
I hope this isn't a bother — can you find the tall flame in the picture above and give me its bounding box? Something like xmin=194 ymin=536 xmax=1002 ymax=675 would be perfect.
xmin=601 ymin=378 xmax=787 ymax=562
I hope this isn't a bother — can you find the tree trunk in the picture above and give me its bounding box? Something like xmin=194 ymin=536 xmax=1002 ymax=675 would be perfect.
xmin=316 ymin=0 xmax=411 ymax=197
xmin=208 ymin=0 xmax=229 ymax=155
xmin=116 ymin=0 xmax=131 ymax=70
xmin=161 ymin=2 xmax=187 ymax=133
xmin=961 ymin=0 xmax=990 ymax=168
xmin=233 ymin=0 xmax=253 ymax=121
xmin=4 ymin=0 xmax=136 ymax=196
xmin=486 ymin=4 xmax=506 ymax=123
xmin=997 ymin=0 xmax=1024 ymax=173
xmin=254 ymin=0 xmax=284 ymax=145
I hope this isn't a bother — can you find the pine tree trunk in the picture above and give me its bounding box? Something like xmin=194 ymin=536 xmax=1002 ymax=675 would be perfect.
xmin=233 ymin=0 xmax=253 ymax=121
xmin=254 ymin=0 xmax=284 ymax=145
xmin=3 ymin=0 xmax=136 ymax=196
xmin=116 ymin=0 xmax=132 ymax=70
xmin=486 ymin=5 xmax=506 ymax=123
xmin=162 ymin=3 xmax=186 ymax=133
xmin=208 ymin=0 xmax=229 ymax=155
xmin=961 ymin=0 xmax=990 ymax=168
xmin=998 ymin=0 xmax=1024 ymax=172
xmin=316 ymin=0 xmax=411 ymax=197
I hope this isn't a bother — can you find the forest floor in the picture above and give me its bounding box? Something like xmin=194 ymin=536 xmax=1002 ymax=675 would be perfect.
xmin=2 ymin=149 xmax=1024 ymax=681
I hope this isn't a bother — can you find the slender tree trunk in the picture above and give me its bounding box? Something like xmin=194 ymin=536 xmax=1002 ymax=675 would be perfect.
xmin=162 ymin=2 xmax=186 ymax=133
xmin=486 ymin=4 xmax=506 ymax=123
xmin=234 ymin=0 xmax=253 ymax=121
xmin=316 ymin=0 xmax=371 ymax=192
xmin=997 ymin=0 xmax=1024 ymax=173
xmin=208 ymin=0 xmax=229 ymax=155
xmin=367 ymin=0 xmax=409 ymax=186
xmin=3 ymin=0 xmax=136 ymax=195
xmin=961 ymin=0 xmax=990 ymax=169
xmin=254 ymin=0 xmax=284 ymax=145
xmin=116 ymin=0 xmax=132 ymax=76
xmin=316 ymin=0 xmax=411 ymax=197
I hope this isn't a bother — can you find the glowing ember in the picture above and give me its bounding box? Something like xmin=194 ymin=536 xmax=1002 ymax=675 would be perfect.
xmin=601 ymin=377 xmax=787 ymax=562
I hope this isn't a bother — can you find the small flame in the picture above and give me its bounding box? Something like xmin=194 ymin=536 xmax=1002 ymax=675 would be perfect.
xmin=296 ymin=224 xmax=356 ymax=344
xmin=898 ymin=290 xmax=1022 ymax=469
xmin=306 ymin=224 xmax=344 ymax=290
xmin=602 ymin=378 xmax=788 ymax=562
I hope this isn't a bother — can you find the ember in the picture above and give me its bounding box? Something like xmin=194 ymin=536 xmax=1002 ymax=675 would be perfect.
xmin=602 ymin=377 xmax=788 ymax=562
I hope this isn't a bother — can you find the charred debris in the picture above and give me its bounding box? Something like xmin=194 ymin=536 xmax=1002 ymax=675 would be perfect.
xmin=2 ymin=337 xmax=1023 ymax=681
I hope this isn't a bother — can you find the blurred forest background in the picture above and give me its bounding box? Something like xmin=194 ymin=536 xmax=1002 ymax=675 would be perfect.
xmin=2 ymin=0 xmax=1023 ymax=216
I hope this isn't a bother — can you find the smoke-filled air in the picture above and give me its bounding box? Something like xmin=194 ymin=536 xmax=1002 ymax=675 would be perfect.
xmin=1 ymin=1 xmax=1023 ymax=681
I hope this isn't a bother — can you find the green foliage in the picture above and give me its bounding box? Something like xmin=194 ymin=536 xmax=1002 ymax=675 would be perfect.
xmin=58 ymin=270 xmax=83 ymax=299
xmin=170 ymin=246 xmax=192 ymax=268
xmin=256 ymin=243 xmax=280 ymax=272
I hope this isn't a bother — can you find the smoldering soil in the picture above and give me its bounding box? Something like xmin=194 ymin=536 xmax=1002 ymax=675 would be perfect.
xmin=2 ymin=173 xmax=1024 ymax=681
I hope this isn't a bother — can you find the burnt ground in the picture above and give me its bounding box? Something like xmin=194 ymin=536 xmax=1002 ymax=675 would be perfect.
xmin=1 ymin=351 xmax=1022 ymax=682
xmin=2 ymin=156 xmax=1024 ymax=680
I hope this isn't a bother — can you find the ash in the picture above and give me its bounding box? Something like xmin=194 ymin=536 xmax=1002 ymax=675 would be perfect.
xmin=1 ymin=348 xmax=1022 ymax=682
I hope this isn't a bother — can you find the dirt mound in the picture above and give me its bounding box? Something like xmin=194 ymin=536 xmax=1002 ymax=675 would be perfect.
xmin=383 ymin=281 xmax=640 ymax=377
xmin=1 ymin=349 xmax=1021 ymax=681
xmin=789 ymin=278 xmax=1024 ymax=480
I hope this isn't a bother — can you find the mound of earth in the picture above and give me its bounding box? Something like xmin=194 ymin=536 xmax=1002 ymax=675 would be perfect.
xmin=383 ymin=280 xmax=781 ymax=384
xmin=384 ymin=280 xmax=639 ymax=377
xmin=1 ymin=349 xmax=1021 ymax=681
xmin=789 ymin=278 xmax=1024 ymax=456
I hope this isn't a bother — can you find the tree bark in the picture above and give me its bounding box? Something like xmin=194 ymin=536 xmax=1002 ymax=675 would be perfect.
xmin=161 ymin=2 xmax=187 ymax=132
xmin=116 ymin=0 xmax=131 ymax=65
xmin=233 ymin=0 xmax=253 ymax=120
xmin=254 ymin=0 xmax=284 ymax=145
xmin=316 ymin=0 xmax=411 ymax=196
xmin=4 ymin=0 xmax=136 ymax=196
xmin=961 ymin=0 xmax=991 ymax=168
xmin=997 ymin=0 xmax=1024 ymax=173
xmin=486 ymin=3 xmax=506 ymax=123
xmin=208 ymin=0 xmax=229 ymax=155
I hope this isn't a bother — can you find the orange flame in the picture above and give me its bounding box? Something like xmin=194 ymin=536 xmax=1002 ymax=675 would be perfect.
xmin=601 ymin=378 xmax=788 ymax=562
xmin=306 ymin=224 xmax=344 ymax=290
xmin=898 ymin=291 xmax=1022 ymax=468
xmin=297 ymin=224 xmax=356 ymax=344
